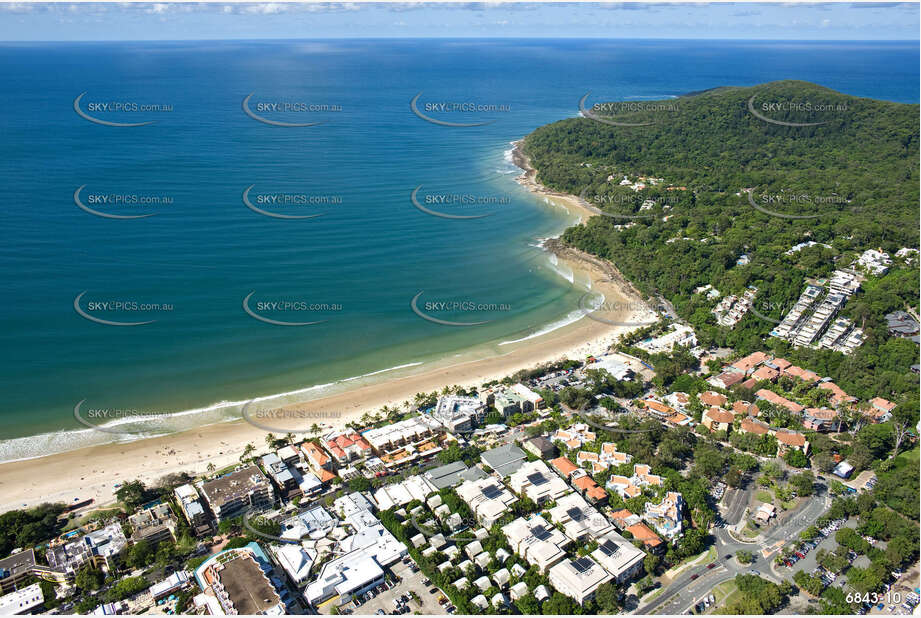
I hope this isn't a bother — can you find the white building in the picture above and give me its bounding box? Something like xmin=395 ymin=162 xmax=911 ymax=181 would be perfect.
xmin=591 ymin=532 xmax=646 ymax=584
xmin=0 ymin=583 xmax=43 ymax=615
xmin=501 ymin=515 xmax=569 ymax=574
xmin=508 ymin=460 xmax=571 ymax=504
xmin=548 ymin=557 xmax=613 ymax=605
xmin=547 ymin=493 xmax=613 ymax=542
xmin=456 ymin=477 xmax=517 ymax=528
xmin=431 ymin=396 xmax=486 ymax=432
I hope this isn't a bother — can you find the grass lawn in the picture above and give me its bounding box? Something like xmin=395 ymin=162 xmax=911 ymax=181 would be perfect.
xmin=710 ymin=579 xmax=743 ymax=612
xmin=756 ymin=490 xmax=773 ymax=503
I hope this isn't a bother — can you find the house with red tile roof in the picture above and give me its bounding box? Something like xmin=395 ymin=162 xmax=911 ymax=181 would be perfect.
xmin=769 ymin=357 xmax=792 ymax=371
xmin=730 ymin=351 xmax=770 ymax=374
xmin=324 ymin=431 xmax=373 ymax=465
xmin=755 ymin=389 xmax=805 ymax=414
xmin=708 ymin=371 xmax=745 ymax=390
xmin=301 ymin=441 xmax=332 ymax=472
xmin=643 ymin=399 xmax=674 ymax=417
xmin=606 ymin=475 xmax=641 ymax=499
xmin=702 ymin=407 xmax=734 ymax=433
xmin=774 ymin=429 xmax=809 ymax=455
xmin=699 ymin=391 xmax=729 ymax=408
xmin=732 ymin=401 xmax=759 ymax=416
xmin=803 ymin=408 xmax=838 ymax=432
xmin=550 ymin=457 xmax=579 ymax=479
xmin=573 ymin=475 xmax=607 ymax=505
xmin=751 ymin=365 xmax=780 ymax=382
xmin=608 ymin=509 xmax=640 ymax=529
xmin=625 ymin=523 xmax=664 ymax=553
xmin=740 ymin=417 xmax=770 ymax=436
xmin=818 ymin=382 xmax=858 ymax=408
xmin=783 ymin=366 xmax=821 ymax=385
xmin=600 ymin=443 xmax=632 ymax=466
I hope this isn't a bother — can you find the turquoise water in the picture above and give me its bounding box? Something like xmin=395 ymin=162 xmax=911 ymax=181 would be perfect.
xmin=0 ymin=39 xmax=917 ymax=460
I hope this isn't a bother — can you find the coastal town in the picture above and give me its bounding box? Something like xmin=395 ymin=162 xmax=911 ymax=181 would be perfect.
xmin=0 ymin=298 xmax=917 ymax=616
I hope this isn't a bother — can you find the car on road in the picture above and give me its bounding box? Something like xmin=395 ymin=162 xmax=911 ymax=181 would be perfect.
xmin=748 ymin=570 xmax=760 ymax=576
xmin=707 ymin=563 xmax=716 ymax=569
xmin=690 ymin=574 xmax=699 ymax=580
xmin=724 ymin=554 xmax=732 ymax=560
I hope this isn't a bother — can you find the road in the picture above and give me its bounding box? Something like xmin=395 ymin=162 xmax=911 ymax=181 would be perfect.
xmin=633 ymin=482 xmax=830 ymax=615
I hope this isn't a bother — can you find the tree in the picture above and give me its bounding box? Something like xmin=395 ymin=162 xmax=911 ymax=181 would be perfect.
xmin=790 ymin=471 xmax=815 ymax=496
xmin=74 ymin=565 xmax=104 ymax=591
xmin=783 ymin=448 xmax=808 ymax=468
xmin=264 ymin=433 xmax=276 ymax=449
xmin=890 ymin=402 xmax=919 ymax=457
xmin=543 ymin=592 xmax=579 ymax=615
xmin=240 ymin=443 xmax=255 ymax=462
xmin=736 ymin=550 xmax=754 ymax=564
xmin=644 ymin=552 xmax=661 ymax=576
xmin=594 ymin=582 xmax=620 ymax=614
xmin=115 ymin=480 xmax=148 ymax=509
xmin=725 ymin=467 xmax=743 ymax=488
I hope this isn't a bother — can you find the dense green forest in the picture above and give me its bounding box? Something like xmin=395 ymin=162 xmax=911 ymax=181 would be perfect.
xmin=523 ymin=81 xmax=919 ymax=402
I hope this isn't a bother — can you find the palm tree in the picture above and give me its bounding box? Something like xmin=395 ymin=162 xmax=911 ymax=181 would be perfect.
xmin=285 ymin=432 xmax=296 ymax=446
xmin=309 ymin=423 xmax=320 ymax=438
xmin=265 ymin=433 xmax=276 ymax=450
xmin=206 ymin=462 xmax=216 ymax=474
xmin=241 ymin=443 xmax=255 ymax=462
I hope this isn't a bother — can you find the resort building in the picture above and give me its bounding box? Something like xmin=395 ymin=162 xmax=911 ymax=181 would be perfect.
xmin=261 ymin=452 xmax=301 ymax=499
xmin=195 ymin=544 xmax=285 ymax=615
xmin=644 ymin=492 xmax=684 ymax=540
xmin=46 ymin=522 xmax=127 ymax=574
xmin=740 ymin=417 xmax=770 ymax=436
xmin=635 ymin=324 xmax=697 ymax=354
xmin=175 ymin=483 xmax=213 ymax=536
xmin=702 ymin=407 xmax=733 ymax=433
xmin=600 ymin=443 xmax=632 ymax=466
xmin=774 ymin=430 xmax=809 ymax=455
xmin=128 ymin=502 xmax=178 ymax=545
xmin=868 ymin=397 xmax=897 ymax=423
xmin=508 ymin=460 xmax=571 ymax=504
xmin=361 ymin=416 xmax=445 ymax=469
xmin=324 ymin=431 xmax=373 ymax=464
xmin=549 ymin=456 xmax=580 ymax=480
xmin=430 ymin=395 xmax=487 ymax=433
xmin=626 ymin=522 xmax=665 ymax=553
xmin=572 ymin=474 xmax=608 ymax=505
xmin=509 ymin=383 xmax=544 ymax=410
xmin=199 ymin=465 xmax=275 ymax=523
xmin=548 ymin=557 xmax=613 ymax=605
xmin=523 ymin=436 xmax=556 ymax=460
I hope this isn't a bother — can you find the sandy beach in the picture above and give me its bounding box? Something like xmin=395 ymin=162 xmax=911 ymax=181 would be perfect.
xmin=0 ymin=141 xmax=651 ymax=514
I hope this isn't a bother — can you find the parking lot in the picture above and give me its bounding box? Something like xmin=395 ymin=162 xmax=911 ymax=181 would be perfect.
xmin=334 ymin=558 xmax=447 ymax=616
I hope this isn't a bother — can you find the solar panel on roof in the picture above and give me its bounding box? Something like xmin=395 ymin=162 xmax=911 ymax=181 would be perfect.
xmin=532 ymin=526 xmax=552 ymax=541
xmin=527 ymin=472 xmax=548 ymax=486
xmin=598 ymin=540 xmax=620 ymax=557
xmin=482 ymin=485 xmax=503 ymax=500
xmin=566 ymin=507 xmax=584 ymax=521
xmin=572 ymin=557 xmax=595 ymax=574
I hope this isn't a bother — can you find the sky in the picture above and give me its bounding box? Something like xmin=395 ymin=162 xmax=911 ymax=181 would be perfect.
xmin=0 ymin=2 xmax=918 ymax=41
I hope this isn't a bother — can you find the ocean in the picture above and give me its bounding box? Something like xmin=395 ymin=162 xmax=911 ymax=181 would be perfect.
xmin=0 ymin=38 xmax=917 ymax=461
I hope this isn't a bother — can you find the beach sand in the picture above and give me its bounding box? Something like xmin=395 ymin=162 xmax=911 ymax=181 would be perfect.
xmin=0 ymin=142 xmax=650 ymax=513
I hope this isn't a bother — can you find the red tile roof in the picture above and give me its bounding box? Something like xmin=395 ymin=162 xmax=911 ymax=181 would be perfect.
xmin=700 ymin=391 xmax=728 ymax=407
xmin=740 ymin=417 xmax=770 ymax=435
xmin=550 ymin=457 xmax=578 ymax=478
xmin=626 ymin=523 xmax=663 ymax=548
xmin=731 ymin=351 xmax=769 ymax=373
xmin=751 ymin=366 xmax=780 ymax=382
xmin=775 ymin=430 xmax=806 ymax=447
xmin=704 ymin=407 xmax=734 ymax=425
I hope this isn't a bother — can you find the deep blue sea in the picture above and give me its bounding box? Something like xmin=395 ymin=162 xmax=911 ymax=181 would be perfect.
xmin=0 ymin=38 xmax=917 ymax=460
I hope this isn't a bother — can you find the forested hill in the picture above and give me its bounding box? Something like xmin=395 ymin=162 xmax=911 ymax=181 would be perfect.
xmin=522 ymin=81 xmax=919 ymax=401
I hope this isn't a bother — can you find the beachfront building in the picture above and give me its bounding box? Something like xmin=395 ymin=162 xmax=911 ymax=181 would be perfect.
xmin=430 ymin=395 xmax=487 ymax=433
xmin=128 ymin=502 xmax=178 ymax=545
xmin=199 ymin=465 xmax=275 ymax=523
xmin=324 ymin=431 xmax=373 ymax=465
xmin=635 ymin=324 xmax=697 ymax=354
xmin=509 ymin=383 xmax=544 ymax=411
xmin=508 ymin=460 xmax=570 ymax=504
xmin=361 ymin=416 xmax=445 ymax=469
xmin=261 ymin=452 xmax=301 ymax=499
xmin=194 ymin=544 xmax=285 ymax=616
xmin=548 ymin=557 xmax=613 ymax=605
xmin=175 ymin=483 xmax=213 ymax=536
xmin=46 ymin=521 xmax=127 ymax=574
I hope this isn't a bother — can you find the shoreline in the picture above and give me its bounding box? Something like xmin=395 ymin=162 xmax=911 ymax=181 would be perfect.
xmin=0 ymin=141 xmax=651 ymax=513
